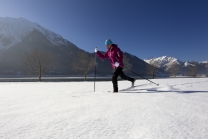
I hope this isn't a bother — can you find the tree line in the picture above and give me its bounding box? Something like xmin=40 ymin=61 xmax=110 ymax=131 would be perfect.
xmin=24 ymin=49 xmax=208 ymax=81
xmin=24 ymin=49 xmax=133 ymax=81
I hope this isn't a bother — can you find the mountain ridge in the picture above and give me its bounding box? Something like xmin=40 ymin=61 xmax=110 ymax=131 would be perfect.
xmin=0 ymin=17 xmax=72 ymax=50
xmin=1 ymin=17 xmax=207 ymax=76
xmin=0 ymin=17 xmax=158 ymax=76
xmin=144 ymin=56 xmax=182 ymax=69
xmin=144 ymin=56 xmax=208 ymax=75
xmin=144 ymin=56 xmax=207 ymax=68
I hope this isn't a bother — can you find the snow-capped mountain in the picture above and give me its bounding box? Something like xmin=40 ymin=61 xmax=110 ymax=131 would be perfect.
xmin=0 ymin=17 xmax=70 ymax=50
xmin=0 ymin=17 xmax=84 ymax=75
xmin=145 ymin=56 xmax=208 ymax=75
xmin=144 ymin=56 xmax=183 ymax=69
xmin=0 ymin=17 xmax=153 ymax=76
xmin=199 ymin=61 xmax=208 ymax=64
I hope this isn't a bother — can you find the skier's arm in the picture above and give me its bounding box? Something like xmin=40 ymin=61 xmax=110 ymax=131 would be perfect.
xmin=97 ymin=51 xmax=109 ymax=59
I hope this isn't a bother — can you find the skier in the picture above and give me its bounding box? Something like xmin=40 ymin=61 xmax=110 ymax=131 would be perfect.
xmin=94 ymin=39 xmax=135 ymax=92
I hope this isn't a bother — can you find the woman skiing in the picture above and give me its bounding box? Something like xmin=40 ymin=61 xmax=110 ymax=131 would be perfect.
xmin=95 ymin=39 xmax=135 ymax=92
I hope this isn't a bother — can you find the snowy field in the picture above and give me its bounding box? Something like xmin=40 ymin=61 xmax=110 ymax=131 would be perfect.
xmin=0 ymin=78 xmax=208 ymax=139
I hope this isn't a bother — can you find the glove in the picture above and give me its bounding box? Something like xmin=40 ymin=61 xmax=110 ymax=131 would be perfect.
xmin=115 ymin=62 xmax=119 ymax=67
xmin=94 ymin=47 xmax=98 ymax=53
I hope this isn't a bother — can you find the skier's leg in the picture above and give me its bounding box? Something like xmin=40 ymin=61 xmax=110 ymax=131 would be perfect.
xmin=119 ymin=69 xmax=134 ymax=82
xmin=112 ymin=67 xmax=122 ymax=92
xmin=119 ymin=69 xmax=135 ymax=87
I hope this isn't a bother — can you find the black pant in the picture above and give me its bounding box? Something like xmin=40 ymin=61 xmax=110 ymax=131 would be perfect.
xmin=112 ymin=67 xmax=134 ymax=92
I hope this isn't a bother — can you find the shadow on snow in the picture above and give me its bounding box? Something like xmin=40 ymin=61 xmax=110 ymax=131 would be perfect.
xmin=120 ymin=85 xmax=208 ymax=94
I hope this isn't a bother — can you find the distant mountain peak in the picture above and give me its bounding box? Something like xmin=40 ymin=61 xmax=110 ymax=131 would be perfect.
xmin=0 ymin=16 xmax=69 ymax=50
xmin=199 ymin=61 xmax=208 ymax=64
xmin=144 ymin=56 xmax=181 ymax=67
xmin=183 ymin=61 xmax=196 ymax=67
xmin=144 ymin=56 xmax=208 ymax=75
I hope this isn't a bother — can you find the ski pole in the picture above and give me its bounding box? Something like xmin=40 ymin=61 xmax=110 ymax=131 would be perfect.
xmin=94 ymin=48 xmax=97 ymax=92
xmin=123 ymin=67 xmax=159 ymax=86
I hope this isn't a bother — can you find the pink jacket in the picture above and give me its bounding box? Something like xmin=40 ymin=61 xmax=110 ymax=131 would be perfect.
xmin=97 ymin=44 xmax=124 ymax=69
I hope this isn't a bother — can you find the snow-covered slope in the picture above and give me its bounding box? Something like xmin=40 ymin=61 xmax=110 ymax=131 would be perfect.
xmin=0 ymin=17 xmax=68 ymax=50
xmin=144 ymin=56 xmax=182 ymax=69
xmin=1 ymin=78 xmax=208 ymax=139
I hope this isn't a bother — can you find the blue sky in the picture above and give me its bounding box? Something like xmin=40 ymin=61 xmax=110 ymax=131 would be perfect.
xmin=0 ymin=0 xmax=207 ymax=62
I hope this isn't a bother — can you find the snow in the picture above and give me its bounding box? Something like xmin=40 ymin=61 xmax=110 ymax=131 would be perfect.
xmin=0 ymin=17 xmax=69 ymax=50
xmin=0 ymin=78 xmax=208 ymax=139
